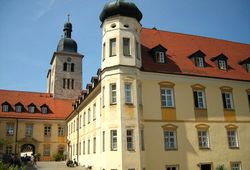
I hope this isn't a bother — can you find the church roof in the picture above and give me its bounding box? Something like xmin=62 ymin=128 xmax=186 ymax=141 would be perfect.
xmin=140 ymin=28 xmax=250 ymax=81
xmin=0 ymin=90 xmax=73 ymax=120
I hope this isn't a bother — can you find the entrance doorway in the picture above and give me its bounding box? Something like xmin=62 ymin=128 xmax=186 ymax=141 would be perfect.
xmin=200 ymin=164 xmax=211 ymax=170
xmin=20 ymin=144 xmax=35 ymax=157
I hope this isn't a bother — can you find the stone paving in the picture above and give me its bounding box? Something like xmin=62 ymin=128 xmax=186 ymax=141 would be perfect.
xmin=27 ymin=161 xmax=87 ymax=170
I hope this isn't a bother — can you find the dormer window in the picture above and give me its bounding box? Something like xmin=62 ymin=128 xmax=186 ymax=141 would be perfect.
xmin=156 ymin=51 xmax=165 ymax=63
xmin=188 ymin=50 xmax=206 ymax=68
xmin=15 ymin=103 xmax=23 ymax=113
xmin=2 ymin=102 xmax=10 ymax=112
xmin=150 ymin=44 xmax=167 ymax=64
xmin=211 ymin=53 xmax=228 ymax=71
xmin=218 ymin=59 xmax=227 ymax=70
xmin=239 ymin=57 xmax=250 ymax=72
xmin=41 ymin=105 xmax=49 ymax=114
xmin=28 ymin=104 xmax=36 ymax=113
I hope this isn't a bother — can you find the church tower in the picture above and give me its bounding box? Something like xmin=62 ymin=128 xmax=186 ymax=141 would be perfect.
xmin=47 ymin=20 xmax=83 ymax=100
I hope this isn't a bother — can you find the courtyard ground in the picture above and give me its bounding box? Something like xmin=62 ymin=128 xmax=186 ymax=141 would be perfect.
xmin=27 ymin=161 xmax=87 ymax=170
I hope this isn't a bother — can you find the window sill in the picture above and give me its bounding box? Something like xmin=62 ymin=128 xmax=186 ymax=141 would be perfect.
xmin=110 ymin=55 xmax=116 ymax=57
xmin=127 ymin=149 xmax=135 ymax=152
xmin=161 ymin=107 xmax=175 ymax=109
xmin=125 ymin=103 xmax=133 ymax=106
xmin=110 ymin=103 xmax=117 ymax=106
xmin=165 ymin=148 xmax=178 ymax=151
xmin=124 ymin=54 xmax=132 ymax=57
xmin=194 ymin=108 xmax=207 ymax=110
xmin=229 ymin=146 xmax=239 ymax=149
xmin=224 ymin=108 xmax=235 ymax=111
xmin=199 ymin=147 xmax=210 ymax=150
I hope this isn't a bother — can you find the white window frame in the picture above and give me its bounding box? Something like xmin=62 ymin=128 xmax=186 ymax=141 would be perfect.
xmin=164 ymin=130 xmax=177 ymax=150
xmin=156 ymin=51 xmax=165 ymax=63
xmin=6 ymin=123 xmax=14 ymax=136
xmin=2 ymin=104 xmax=9 ymax=112
xmin=58 ymin=126 xmax=65 ymax=136
xmin=223 ymin=92 xmax=234 ymax=109
xmin=194 ymin=90 xmax=206 ymax=108
xmin=110 ymin=84 xmax=117 ymax=104
xmin=198 ymin=130 xmax=209 ymax=149
xmin=28 ymin=106 xmax=35 ymax=113
xmin=231 ymin=162 xmax=241 ymax=170
xmin=125 ymin=83 xmax=132 ymax=104
xmin=218 ymin=59 xmax=227 ymax=70
xmin=227 ymin=129 xmax=239 ymax=148
xmin=161 ymin=88 xmax=174 ymax=107
xmin=111 ymin=130 xmax=117 ymax=151
xmin=15 ymin=105 xmax=22 ymax=113
xmin=41 ymin=106 xmax=48 ymax=114
xmin=196 ymin=57 xmax=204 ymax=67
xmin=127 ymin=129 xmax=134 ymax=151
xmin=44 ymin=126 xmax=51 ymax=136
xmin=246 ymin=63 xmax=250 ymax=72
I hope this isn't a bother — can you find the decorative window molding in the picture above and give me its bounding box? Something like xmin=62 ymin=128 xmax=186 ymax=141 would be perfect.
xmin=188 ymin=50 xmax=206 ymax=68
xmin=110 ymin=130 xmax=117 ymax=151
xmin=196 ymin=124 xmax=210 ymax=149
xmin=162 ymin=124 xmax=178 ymax=150
xmin=211 ymin=53 xmax=228 ymax=71
xmin=195 ymin=124 xmax=210 ymax=129
xmin=230 ymin=161 xmax=242 ymax=170
xmin=191 ymin=84 xmax=206 ymax=90
xmin=225 ymin=124 xmax=239 ymax=148
xmin=160 ymin=87 xmax=175 ymax=108
xmin=162 ymin=124 xmax=178 ymax=130
xmin=127 ymin=129 xmax=135 ymax=151
xmin=159 ymin=81 xmax=175 ymax=88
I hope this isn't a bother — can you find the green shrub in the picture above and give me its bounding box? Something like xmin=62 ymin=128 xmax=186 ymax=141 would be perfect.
xmin=53 ymin=153 xmax=64 ymax=161
xmin=216 ymin=164 xmax=227 ymax=170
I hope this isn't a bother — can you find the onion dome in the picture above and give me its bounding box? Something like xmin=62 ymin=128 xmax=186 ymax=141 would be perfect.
xmin=57 ymin=22 xmax=77 ymax=53
xmin=99 ymin=0 xmax=143 ymax=23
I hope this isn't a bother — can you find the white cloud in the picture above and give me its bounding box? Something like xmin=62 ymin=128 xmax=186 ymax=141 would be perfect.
xmin=33 ymin=0 xmax=56 ymax=20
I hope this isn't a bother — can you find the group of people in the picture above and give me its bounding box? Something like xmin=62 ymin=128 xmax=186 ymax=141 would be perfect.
xmin=2 ymin=153 xmax=37 ymax=168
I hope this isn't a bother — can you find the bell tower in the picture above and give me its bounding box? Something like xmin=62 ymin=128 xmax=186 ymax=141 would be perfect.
xmin=47 ymin=19 xmax=83 ymax=100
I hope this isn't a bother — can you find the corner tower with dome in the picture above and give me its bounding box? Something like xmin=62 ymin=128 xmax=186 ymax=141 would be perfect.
xmin=47 ymin=21 xmax=83 ymax=100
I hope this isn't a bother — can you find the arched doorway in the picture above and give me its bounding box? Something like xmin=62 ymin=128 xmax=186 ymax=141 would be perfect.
xmin=20 ymin=144 xmax=35 ymax=157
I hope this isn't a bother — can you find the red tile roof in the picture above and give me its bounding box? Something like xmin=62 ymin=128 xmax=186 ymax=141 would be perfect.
xmin=140 ymin=28 xmax=250 ymax=81
xmin=0 ymin=90 xmax=73 ymax=120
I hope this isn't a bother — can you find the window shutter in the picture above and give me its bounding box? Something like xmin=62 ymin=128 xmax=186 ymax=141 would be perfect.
xmin=193 ymin=91 xmax=198 ymax=108
xmin=222 ymin=93 xmax=227 ymax=108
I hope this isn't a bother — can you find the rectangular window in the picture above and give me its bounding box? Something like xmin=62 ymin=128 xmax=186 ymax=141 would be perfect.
xmin=71 ymin=79 xmax=74 ymax=89
xmin=83 ymin=112 xmax=86 ymax=126
xmin=102 ymin=86 xmax=105 ymax=107
xmin=6 ymin=123 xmax=14 ymax=136
xmin=125 ymin=83 xmax=132 ymax=104
xmin=15 ymin=105 xmax=22 ymax=113
xmin=127 ymin=129 xmax=134 ymax=151
xmin=67 ymin=79 xmax=70 ymax=89
xmin=88 ymin=140 xmax=90 ymax=154
xmin=123 ymin=38 xmax=130 ymax=56
xmin=63 ymin=78 xmax=66 ymax=89
xmin=110 ymin=38 xmax=116 ymax=56
xmin=164 ymin=130 xmax=177 ymax=150
xmin=111 ymin=130 xmax=117 ymax=151
xmin=227 ymin=129 xmax=239 ymax=148
xmin=58 ymin=126 xmax=65 ymax=136
xmin=166 ymin=165 xmax=179 ymax=170
xmin=218 ymin=60 xmax=227 ymax=70
xmin=103 ymin=131 xmax=105 ymax=152
xmin=93 ymin=104 xmax=96 ymax=120
xmin=79 ymin=115 xmax=82 ymax=128
xmin=231 ymin=162 xmax=241 ymax=170
xmin=136 ymin=41 xmax=140 ymax=59
xmin=43 ymin=145 xmax=50 ymax=156
xmin=2 ymin=105 xmax=9 ymax=112
xmin=110 ymin=84 xmax=117 ymax=104
xmin=88 ymin=108 xmax=91 ymax=124
xmin=5 ymin=146 xmax=12 ymax=155
xmin=248 ymin=94 xmax=250 ymax=109
xmin=193 ymin=90 xmax=206 ymax=108
xmin=44 ymin=126 xmax=51 ymax=136
xmin=103 ymin=43 xmax=106 ymax=60
xmin=246 ymin=63 xmax=250 ymax=72
xmin=25 ymin=124 xmax=33 ymax=137
xmin=161 ymin=88 xmax=174 ymax=107
xmin=93 ymin=137 xmax=96 ymax=153
xmin=196 ymin=57 xmax=204 ymax=67
xmin=222 ymin=92 xmax=234 ymax=109
xmin=83 ymin=141 xmax=85 ymax=155
xmin=156 ymin=51 xmax=165 ymax=63
xmin=198 ymin=130 xmax=209 ymax=149
xmin=140 ymin=129 xmax=145 ymax=151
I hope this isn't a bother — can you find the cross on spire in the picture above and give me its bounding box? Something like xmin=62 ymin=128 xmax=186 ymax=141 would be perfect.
xmin=67 ymin=14 xmax=70 ymax=22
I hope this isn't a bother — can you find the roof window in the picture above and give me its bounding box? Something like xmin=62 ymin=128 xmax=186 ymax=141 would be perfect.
xmin=28 ymin=103 xmax=36 ymax=113
xmin=41 ymin=104 xmax=49 ymax=114
xmin=188 ymin=50 xmax=206 ymax=68
xmin=15 ymin=103 xmax=23 ymax=113
xmin=2 ymin=102 xmax=10 ymax=112
xmin=150 ymin=44 xmax=167 ymax=64
xmin=239 ymin=57 xmax=250 ymax=72
xmin=211 ymin=54 xmax=228 ymax=71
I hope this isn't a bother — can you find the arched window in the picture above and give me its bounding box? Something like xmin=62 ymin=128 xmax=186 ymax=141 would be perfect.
xmin=63 ymin=62 xmax=67 ymax=71
xmin=71 ymin=63 xmax=75 ymax=72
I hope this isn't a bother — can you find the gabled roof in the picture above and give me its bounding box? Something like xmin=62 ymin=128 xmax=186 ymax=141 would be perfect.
xmin=140 ymin=28 xmax=250 ymax=81
xmin=0 ymin=90 xmax=73 ymax=120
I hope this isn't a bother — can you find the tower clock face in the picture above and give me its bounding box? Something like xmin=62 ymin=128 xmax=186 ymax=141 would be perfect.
xmin=67 ymin=57 xmax=71 ymax=62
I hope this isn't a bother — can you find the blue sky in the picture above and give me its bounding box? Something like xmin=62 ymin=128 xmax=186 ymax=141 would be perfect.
xmin=0 ymin=0 xmax=249 ymax=92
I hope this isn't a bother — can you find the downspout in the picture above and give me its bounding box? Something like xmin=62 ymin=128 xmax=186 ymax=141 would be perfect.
xmin=77 ymin=111 xmax=79 ymax=163
xmin=15 ymin=118 xmax=18 ymax=154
